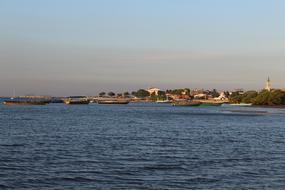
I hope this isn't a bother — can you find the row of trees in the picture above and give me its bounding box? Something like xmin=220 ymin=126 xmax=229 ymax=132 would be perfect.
xmin=98 ymin=91 xmax=130 ymax=97
xmin=98 ymin=89 xmax=168 ymax=100
xmin=229 ymin=90 xmax=285 ymax=105
xmin=166 ymin=88 xmax=190 ymax=95
xmin=98 ymin=88 xmax=222 ymax=99
xmin=131 ymin=89 xmax=150 ymax=98
xmin=132 ymin=89 xmax=167 ymax=100
xmin=165 ymin=88 xmax=220 ymax=97
xmin=98 ymin=90 xmax=152 ymax=98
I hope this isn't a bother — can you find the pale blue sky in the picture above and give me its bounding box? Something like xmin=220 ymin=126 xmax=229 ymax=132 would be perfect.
xmin=1 ymin=0 xmax=285 ymax=96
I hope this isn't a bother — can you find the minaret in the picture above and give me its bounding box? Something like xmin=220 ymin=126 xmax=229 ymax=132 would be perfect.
xmin=265 ymin=77 xmax=271 ymax=91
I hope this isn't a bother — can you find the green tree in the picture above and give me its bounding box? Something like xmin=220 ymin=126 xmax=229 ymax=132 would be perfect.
xmin=166 ymin=89 xmax=171 ymax=94
xmin=268 ymin=90 xmax=285 ymax=105
xmin=150 ymin=92 xmax=157 ymax=101
xmin=211 ymin=89 xmax=220 ymax=98
xmin=108 ymin=92 xmax=115 ymax=97
xmin=157 ymin=91 xmax=166 ymax=96
xmin=134 ymin=89 xmax=150 ymax=98
xmin=241 ymin=91 xmax=258 ymax=103
xmin=123 ymin=92 xmax=130 ymax=97
xmin=253 ymin=90 xmax=270 ymax=105
xmin=229 ymin=92 xmax=243 ymax=103
xmin=99 ymin=92 xmax=106 ymax=97
xmin=157 ymin=91 xmax=167 ymax=100
xmin=224 ymin=91 xmax=230 ymax=98
xmin=170 ymin=89 xmax=184 ymax=95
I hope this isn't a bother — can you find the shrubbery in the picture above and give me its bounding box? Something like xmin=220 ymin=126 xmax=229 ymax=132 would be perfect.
xmin=229 ymin=90 xmax=285 ymax=105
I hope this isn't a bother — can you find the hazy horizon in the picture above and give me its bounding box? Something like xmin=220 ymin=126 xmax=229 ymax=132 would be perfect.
xmin=1 ymin=0 xmax=285 ymax=96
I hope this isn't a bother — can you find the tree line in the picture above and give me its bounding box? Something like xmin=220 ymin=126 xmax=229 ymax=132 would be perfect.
xmin=229 ymin=90 xmax=285 ymax=105
xmin=98 ymin=88 xmax=221 ymax=101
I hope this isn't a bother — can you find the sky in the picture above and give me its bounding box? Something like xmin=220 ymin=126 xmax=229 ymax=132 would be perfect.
xmin=1 ymin=0 xmax=285 ymax=96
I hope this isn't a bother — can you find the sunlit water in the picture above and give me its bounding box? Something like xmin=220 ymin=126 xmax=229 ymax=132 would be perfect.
xmin=1 ymin=102 xmax=285 ymax=189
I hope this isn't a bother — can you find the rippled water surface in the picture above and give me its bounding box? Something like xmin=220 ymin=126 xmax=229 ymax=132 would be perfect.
xmin=1 ymin=103 xmax=285 ymax=189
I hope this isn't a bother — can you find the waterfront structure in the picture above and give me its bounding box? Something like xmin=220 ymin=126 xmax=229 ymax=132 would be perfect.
xmin=97 ymin=100 xmax=129 ymax=104
xmin=19 ymin=95 xmax=52 ymax=99
xmin=3 ymin=99 xmax=49 ymax=105
xmin=265 ymin=77 xmax=272 ymax=91
xmin=194 ymin=93 xmax=208 ymax=99
xmin=172 ymin=100 xmax=201 ymax=106
xmin=64 ymin=96 xmax=90 ymax=104
xmin=146 ymin=87 xmax=161 ymax=96
xmin=166 ymin=93 xmax=190 ymax=100
xmin=214 ymin=92 xmax=228 ymax=101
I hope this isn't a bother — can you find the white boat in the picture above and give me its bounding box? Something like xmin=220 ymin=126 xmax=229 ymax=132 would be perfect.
xmin=10 ymin=88 xmax=16 ymax=100
xmin=229 ymin=103 xmax=252 ymax=107
xmin=156 ymin=99 xmax=172 ymax=103
xmin=64 ymin=96 xmax=90 ymax=105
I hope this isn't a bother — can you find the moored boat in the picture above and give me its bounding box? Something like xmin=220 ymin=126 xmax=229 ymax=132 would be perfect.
xmin=172 ymin=100 xmax=201 ymax=106
xmin=50 ymin=98 xmax=64 ymax=103
xmin=64 ymin=99 xmax=90 ymax=105
xmin=229 ymin=103 xmax=252 ymax=107
xmin=3 ymin=100 xmax=49 ymax=105
xmin=156 ymin=99 xmax=172 ymax=103
xmin=97 ymin=100 xmax=129 ymax=104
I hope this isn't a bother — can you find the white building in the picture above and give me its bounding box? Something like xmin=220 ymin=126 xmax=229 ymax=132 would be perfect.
xmin=214 ymin=92 xmax=228 ymax=101
xmin=194 ymin=93 xmax=208 ymax=99
xmin=265 ymin=77 xmax=271 ymax=91
xmin=147 ymin=87 xmax=161 ymax=96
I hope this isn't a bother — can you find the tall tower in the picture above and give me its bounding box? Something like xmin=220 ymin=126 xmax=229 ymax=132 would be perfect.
xmin=265 ymin=77 xmax=271 ymax=91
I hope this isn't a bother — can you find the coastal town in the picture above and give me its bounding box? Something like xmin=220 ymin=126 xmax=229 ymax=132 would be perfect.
xmin=2 ymin=1 xmax=285 ymax=189
xmin=2 ymin=77 xmax=285 ymax=107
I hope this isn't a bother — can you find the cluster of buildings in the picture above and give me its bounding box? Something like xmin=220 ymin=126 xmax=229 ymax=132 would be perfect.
xmin=145 ymin=77 xmax=277 ymax=102
xmin=14 ymin=78 xmax=279 ymax=102
xmin=146 ymin=87 xmax=228 ymax=101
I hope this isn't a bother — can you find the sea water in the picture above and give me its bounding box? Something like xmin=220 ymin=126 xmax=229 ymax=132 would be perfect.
xmin=1 ymin=102 xmax=285 ymax=189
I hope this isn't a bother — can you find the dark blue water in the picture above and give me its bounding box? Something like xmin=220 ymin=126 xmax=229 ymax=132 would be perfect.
xmin=1 ymin=102 xmax=285 ymax=189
